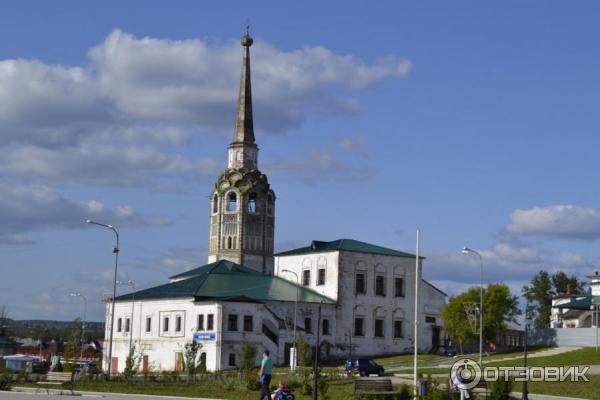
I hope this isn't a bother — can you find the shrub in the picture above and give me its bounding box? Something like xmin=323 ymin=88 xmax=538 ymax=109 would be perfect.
xmin=489 ymin=377 xmax=512 ymax=400
xmin=296 ymin=337 xmax=312 ymax=367
xmin=0 ymin=374 xmax=12 ymax=391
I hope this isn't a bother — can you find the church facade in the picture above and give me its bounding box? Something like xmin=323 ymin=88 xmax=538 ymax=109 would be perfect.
xmin=104 ymin=30 xmax=446 ymax=374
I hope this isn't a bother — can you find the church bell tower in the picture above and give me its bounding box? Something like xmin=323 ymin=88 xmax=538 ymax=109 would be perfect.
xmin=207 ymin=28 xmax=275 ymax=274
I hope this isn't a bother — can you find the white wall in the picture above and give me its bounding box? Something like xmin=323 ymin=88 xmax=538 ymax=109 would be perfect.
xmin=275 ymin=252 xmax=340 ymax=300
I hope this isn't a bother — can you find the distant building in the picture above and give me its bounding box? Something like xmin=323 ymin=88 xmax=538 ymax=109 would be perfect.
xmin=104 ymin=30 xmax=446 ymax=373
xmin=551 ymin=272 xmax=600 ymax=328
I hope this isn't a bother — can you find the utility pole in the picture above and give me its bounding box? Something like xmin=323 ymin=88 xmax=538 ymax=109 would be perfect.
xmin=312 ymin=302 xmax=322 ymax=400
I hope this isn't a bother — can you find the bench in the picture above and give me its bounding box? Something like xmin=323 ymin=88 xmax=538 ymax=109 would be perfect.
xmin=354 ymin=377 xmax=401 ymax=400
xmin=448 ymin=379 xmax=488 ymax=400
xmin=36 ymin=371 xmax=74 ymax=395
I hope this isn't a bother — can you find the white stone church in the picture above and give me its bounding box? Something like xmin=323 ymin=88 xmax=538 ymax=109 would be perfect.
xmin=104 ymin=30 xmax=446 ymax=374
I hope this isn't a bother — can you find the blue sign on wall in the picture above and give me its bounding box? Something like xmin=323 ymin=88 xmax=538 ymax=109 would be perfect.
xmin=193 ymin=332 xmax=216 ymax=342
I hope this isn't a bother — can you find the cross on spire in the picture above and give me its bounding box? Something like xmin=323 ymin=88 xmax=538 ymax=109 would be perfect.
xmin=233 ymin=27 xmax=255 ymax=145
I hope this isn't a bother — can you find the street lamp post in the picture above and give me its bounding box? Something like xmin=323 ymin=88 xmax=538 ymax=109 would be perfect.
xmin=281 ymin=269 xmax=299 ymax=372
xmin=69 ymin=293 xmax=87 ymax=360
xmin=590 ymin=303 xmax=599 ymax=352
xmin=117 ymin=280 xmax=136 ymax=356
xmin=86 ymin=219 xmax=119 ymax=377
xmin=462 ymin=247 xmax=484 ymax=369
xmin=522 ymin=301 xmax=530 ymax=400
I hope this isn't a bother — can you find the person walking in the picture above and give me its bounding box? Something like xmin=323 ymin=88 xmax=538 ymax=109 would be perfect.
xmin=258 ymin=350 xmax=273 ymax=400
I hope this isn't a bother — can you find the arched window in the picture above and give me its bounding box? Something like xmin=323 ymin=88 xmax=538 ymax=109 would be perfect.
xmin=227 ymin=237 xmax=233 ymax=249
xmin=247 ymin=193 xmax=257 ymax=213
xmin=267 ymin=194 xmax=273 ymax=216
xmin=227 ymin=192 xmax=237 ymax=212
xmin=212 ymin=194 xmax=219 ymax=213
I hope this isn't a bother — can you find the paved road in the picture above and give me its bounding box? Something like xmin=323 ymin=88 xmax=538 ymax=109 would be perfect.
xmin=0 ymin=391 xmax=222 ymax=400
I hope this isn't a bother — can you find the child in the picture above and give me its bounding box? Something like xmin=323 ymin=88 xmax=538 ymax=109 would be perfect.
xmin=271 ymin=381 xmax=294 ymax=400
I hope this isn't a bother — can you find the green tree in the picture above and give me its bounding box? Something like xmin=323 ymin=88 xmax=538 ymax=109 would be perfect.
xmin=523 ymin=270 xmax=585 ymax=329
xmin=183 ymin=341 xmax=203 ymax=380
xmin=296 ymin=336 xmax=312 ymax=367
xmin=65 ymin=318 xmax=83 ymax=357
xmin=441 ymin=283 xmax=520 ymax=351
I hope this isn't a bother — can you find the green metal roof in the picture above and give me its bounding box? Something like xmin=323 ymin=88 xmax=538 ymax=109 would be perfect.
xmin=116 ymin=260 xmax=335 ymax=304
xmin=275 ymin=239 xmax=422 ymax=258
xmin=555 ymin=296 xmax=594 ymax=310
xmin=169 ymin=259 xmax=262 ymax=280
xmin=0 ymin=336 xmax=18 ymax=345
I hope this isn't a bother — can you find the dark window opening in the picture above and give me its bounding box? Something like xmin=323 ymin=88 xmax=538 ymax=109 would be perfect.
xmin=228 ymin=314 xmax=238 ymax=331
xmin=425 ymin=316 xmax=436 ymax=324
xmin=322 ymin=318 xmax=330 ymax=335
xmin=243 ymin=315 xmax=253 ymax=332
xmin=227 ymin=236 xmax=233 ymax=249
xmin=197 ymin=315 xmax=204 ymax=331
xmin=304 ymin=317 xmax=312 ymax=334
xmin=374 ymin=319 xmax=384 ymax=338
xmin=207 ymin=314 xmax=214 ymax=330
xmin=125 ymin=318 xmax=130 ymax=333
xmin=175 ymin=316 xmax=182 ymax=332
xmin=212 ymin=194 xmax=218 ymax=213
xmin=302 ymin=270 xmax=311 ymax=286
xmin=227 ymin=192 xmax=237 ymax=212
xmin=267 ymin=194 xmax=273 ymax=215
xmin=375 ymin=276 xmax=386 ymax=296
xmin=354 ymin=317 xmax=364 ymax=337
xmin=394 ymin=277 xmax=404 ymax=297
xmin=394 ymin=320 xmax=403 ymax=338
xmin=355 ymin=273 xmax=366 ymax=295
xmin=228 ymin=353 xmax=236 ymax=366
xmin=145 ymin=317 xmax=151 ymax=333
xmin=317 ymin=268 xmax=326 ymax=285
xmin=117 ymin=318 xmax=122 ymax=332
xmin=163 ymin=317 xmax=169 ymax=332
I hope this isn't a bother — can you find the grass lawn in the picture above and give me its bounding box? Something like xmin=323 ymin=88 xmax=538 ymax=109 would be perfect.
xmin=486 ymin=348 xmax=600 ymax=368
xmin=24 ymin=378 xmax=359 ymax=400
xmin=525 ymin=374 xmax=600 ymax=400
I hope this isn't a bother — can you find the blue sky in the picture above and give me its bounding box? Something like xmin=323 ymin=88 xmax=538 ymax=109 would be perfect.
xmin=1 ymin=1 xmax=599 ymax=321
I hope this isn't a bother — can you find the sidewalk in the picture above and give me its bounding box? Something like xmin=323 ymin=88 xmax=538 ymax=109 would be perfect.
xmin=10 ymin=386 xmax=223 ymax=400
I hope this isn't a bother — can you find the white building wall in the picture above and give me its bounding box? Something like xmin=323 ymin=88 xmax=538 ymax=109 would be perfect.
xmin=275 ymin=252 xmax=340 ymax=300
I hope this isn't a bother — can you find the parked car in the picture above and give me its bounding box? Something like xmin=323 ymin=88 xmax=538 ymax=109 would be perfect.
xmin=25 ymin=360 xmax=49 ymax=374
xmin=348 ymin=358 xmax=385 ymax=377
xmin=443 ymin=345 xmax=457 ymax=357
xmin=71 ymin=361 xmax=99 ymax=374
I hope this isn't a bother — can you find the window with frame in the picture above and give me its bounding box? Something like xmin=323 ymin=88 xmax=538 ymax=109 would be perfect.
xmin=247 ymin=193 xmax=257 ymax=213
xmin=354 ymin=317 xmax=364 ymax=337
xmin=125 ymin=318 xmax=130 ymax=333
xmin=375 ymin=275 xmax=386 ymax=296
xmin=243 ymin=315 xmax=253 ymax=332
xmin=226 ymin=192 xmax=237 ymax=212
xmin=197 ymin=315 xmax=204 ymax=331
xmin=394 ymin=277 xmax=404 ymax=297
xmin=425 ymin=316 xmax=436 ymax=324
xmin=163 ymin=317 xmax=169 ymax=332
xmin=394 ymin=320 xmax=403 ymax=338
xmin=322 ymin=318 xmax=330 ymax=335
xmin=207 ymin=314 xmax=214 ymax=330
xmin=145 ymin=317 xmax=151 ymax=333
xmin=175 ymin=316 xmax=182 ymax=332
xmin=302 ymin=269 xmax=311 ymax=286
xmin=355 ymin=273 xmax=366 ymax=295
xmin=228 ymin=314 xmax=238 ymax=331
xmin=374 ymin=319 xmax=384 ymax=338
xmin=117 ymin=318 xmax=122 ymax=332
xmin=317 ymin=268 xmax=326 ymax=285
xmin=304 ymin=317 xmax=312 ymax=334
xmin=228 ymin=353 xmax=236 ymax=367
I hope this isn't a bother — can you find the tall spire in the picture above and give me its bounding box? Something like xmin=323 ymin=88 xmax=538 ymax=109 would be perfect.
xmin=233 ymin=26 xmax=255 ymax=145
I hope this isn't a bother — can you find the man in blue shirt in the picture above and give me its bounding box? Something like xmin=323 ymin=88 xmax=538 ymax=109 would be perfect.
xmin=258 ymin=350 xmax=273 ymax=400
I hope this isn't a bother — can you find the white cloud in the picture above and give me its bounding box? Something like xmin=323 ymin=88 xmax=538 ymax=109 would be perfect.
xmin=336 ymin=135 xmax=373 ymax=158
xmin=0 ymin=29 xmax=409 ymax=187
xmin=0 ymin=183 xmax=171 ymax=243
xmin=506 ymin=205 xmax=600 ymax=239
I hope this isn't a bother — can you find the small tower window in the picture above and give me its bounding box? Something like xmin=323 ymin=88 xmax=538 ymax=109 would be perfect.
xmin=227 ymin=237 xmax=233 ymax=249
xmin=227 ymin=192 xmax=237 ymax=212
xmin=267 ymin=194 xmax=273 ymax=216
xmin=248 ymin=193 xmax=257 ymax=213
xmin=212 ymin=194 xmax=219 ymax=213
